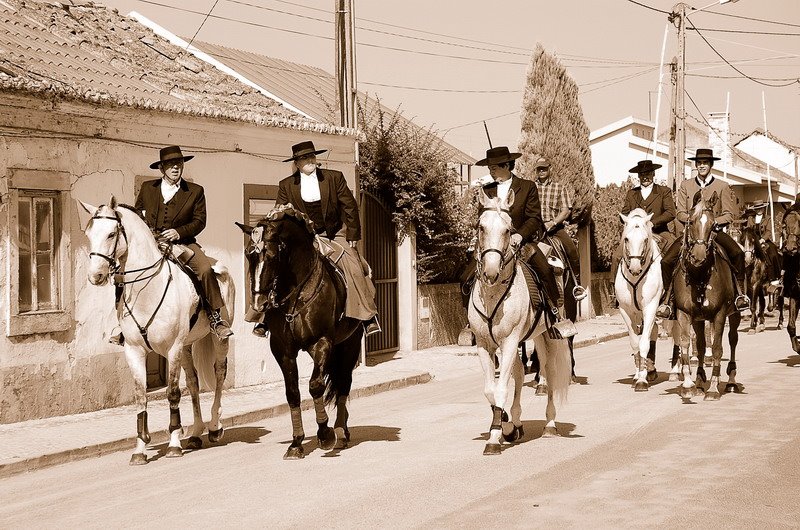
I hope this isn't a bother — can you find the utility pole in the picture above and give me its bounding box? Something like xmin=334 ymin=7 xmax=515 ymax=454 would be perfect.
xmin=670 ymin=3 xmax=687 ymax=189
xmin=335 ymin=0 xmax=356 ymax=129
xmin=668 ymin=58 xmax=678 ymax=193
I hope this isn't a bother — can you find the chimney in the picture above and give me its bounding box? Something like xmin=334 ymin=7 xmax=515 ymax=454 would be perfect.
xmin=707 ymin=112 xmax=732 ymax=168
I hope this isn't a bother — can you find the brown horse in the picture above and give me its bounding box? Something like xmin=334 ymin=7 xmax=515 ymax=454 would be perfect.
xmin=237 ymin=206 xmax=363 ymax=459
xmin=673 ymin=192 xmax=742 ymax=400
xmin=740 ymin=226 xmax=770 ymax=333
xmin=781 ymin=209 xmax=800 ymax=353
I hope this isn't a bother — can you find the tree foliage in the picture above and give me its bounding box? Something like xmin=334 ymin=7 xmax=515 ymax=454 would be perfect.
xmin=517 ymin=43 xmax=595 ymax=226
xmin=357 ymin=98 xmax=473 ymax=283
xmin=590 ymin=181 xmax=632 ymax=271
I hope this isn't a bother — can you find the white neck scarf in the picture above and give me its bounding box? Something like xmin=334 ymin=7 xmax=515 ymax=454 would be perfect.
xmin=161 ymin=178 xmax=181 ymax=203
xmin=300 ymin=171 xmax=321 ymax=202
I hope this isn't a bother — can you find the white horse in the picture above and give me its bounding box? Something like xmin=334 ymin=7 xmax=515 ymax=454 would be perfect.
xmin=80 ymin=196 xmax=234 ymax=465
xmin=615 ymin=209 xmax=664 ymax=391
xmin=468 ymin=189 xmax=572 ymax=455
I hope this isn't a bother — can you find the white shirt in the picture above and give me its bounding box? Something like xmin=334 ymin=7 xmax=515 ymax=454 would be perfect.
xmin=161 ymin=178 xmax=181 ymax=204
xmin=640 ymin=183 xmax=653 ymax=200
xmin=496 ymin=178 xmax=512 ymax=202
xmin=300 ymin=171 xmax=321 ymax=202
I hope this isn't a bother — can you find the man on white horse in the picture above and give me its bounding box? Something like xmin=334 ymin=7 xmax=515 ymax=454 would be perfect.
xmin=475 ymin=146 xmax=561 ymax=313
xmin=657 ymin=148 xmax=750 ymax=319
xmin=111 ymin=146 xmax=232 ymax=342
xmin=533 ymin=157 xmax=587 ymax=301
xmin=611 ymin=160 xmax=676 ymax=281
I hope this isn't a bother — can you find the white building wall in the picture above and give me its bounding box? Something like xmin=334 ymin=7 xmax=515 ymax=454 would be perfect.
xmin=736 ymin=135 xmax=798 ymax=180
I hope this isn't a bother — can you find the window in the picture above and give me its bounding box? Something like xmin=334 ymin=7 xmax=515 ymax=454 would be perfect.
xmin=6 ymin=169 xmax=72 ymax=336
xmin=242 ymin=184 xmax=279 ymax=310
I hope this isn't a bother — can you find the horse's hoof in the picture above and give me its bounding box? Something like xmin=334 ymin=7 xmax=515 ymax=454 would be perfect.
xmin=483 ymin=443 xmax=502 ymax=455
xmin=776 ymin=324 xmax=783 ymax=331
xmin=704 ymin=391 xmax=721 ymax=401
xmin=724 ymin=383 xmax=737 ymax=394
xmin=542 ymin=425 xmax=559 ymax=437
xmin=680 ymin=387 xmax=694 ymax=399
xmin=570 ymin=375 xmax=579 ymax=385
xmin=129 ymin=453 xmax=148 ymax=466
xmin=535 ymin=384 xmax=548 ymax=396
xmin=757 ymin=324 xmax=766 ymax=333
xmin=503 ymin=424 xmax=523 ymax=443
xmin=334 ymin=427 xmax=349 ymax=450
xmin=634 ymin=381 xmax=649 ymax=392
xmin=646 ymin=370 xmax=658 ymax=383
xmin=208 ymin=427 xmax=224 ymax=443
xmin=748 ymin=328 xmax=756 ymax=335
xmin=165 ymin=446 xmax=183 ymax=458
xmin=283 ymin=446 xmax=305 ymax=460
xmin=669 ymin=373 xmax=679 ymax=382
xmin=318 ymin=427 xmax=336 ymax=451
xmin=186 ymin=436 xmax=203 ymax=450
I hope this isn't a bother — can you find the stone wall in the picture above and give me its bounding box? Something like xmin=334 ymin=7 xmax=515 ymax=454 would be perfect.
xmin=417 ymin=283 xmax=467 ymax=350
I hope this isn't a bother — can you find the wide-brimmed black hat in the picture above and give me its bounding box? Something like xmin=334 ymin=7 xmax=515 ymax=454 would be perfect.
xmin=688 ymin=148 xmax=721 ymax=161
xmin=629 ymin=160 xmax=662 ymax=174
xmin=475 ymin=146 xmax=522 ymax=167
xmin=534 ymin=157 xmax=551 ymax=169
xmin=150 ymin=145 xmax=194 ymax=170
xmin=283 ymin=141 xmax=327 ymax=162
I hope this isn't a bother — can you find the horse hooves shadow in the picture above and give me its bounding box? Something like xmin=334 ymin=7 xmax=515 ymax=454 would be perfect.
xmin=144 ymin=426 xmax=270 ymax=462
xmin=571 ymin=375 xmax=589 ymax=385
xmin=317 ymin=425 xmax=400 ymax=457
xmin=772 ymin=355 xmax=800 ymax=367
xmin=475 ymin=421 xmax=581 ymax=451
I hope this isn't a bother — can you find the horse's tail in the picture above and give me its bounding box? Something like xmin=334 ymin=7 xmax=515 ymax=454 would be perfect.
xmin=542 ymin=332 xmax=572 ymax=404
xmin=323 ymin=324 xmax=362 ymax=406
xmin=194 ymin=265 xmax=235 ymax=391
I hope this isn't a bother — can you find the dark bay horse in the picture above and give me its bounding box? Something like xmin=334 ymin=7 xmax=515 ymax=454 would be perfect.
xmin=237 ymin=206 xmax=363 ymax=459
xmin=781 ymin=208 xmax=800 ymax=354
xmin=673 ymin=192 xmax=742 ymax=400
xmin=740 ymin=226 xmax=770 ymax=333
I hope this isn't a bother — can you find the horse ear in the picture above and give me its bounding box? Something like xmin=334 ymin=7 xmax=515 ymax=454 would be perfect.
xmin=78 ymin=200 xmax=97 ymax=215
xmin=108 ymin=195 xmax=118 ymax=210
xmin=235 ymin=221 xmax=254 ymax=235
xmin=619 ymin=212 xmax=629 ymax=224
xmin=505 ymin=188 xmax=516 ymax=208
xmin=692 ymin=190 xmax=703 ymax=208
xmin=478 ymin=188 xmax=491 ymax=207
xmin=645 ymin=213 xmax=654 ymax=223
xmin=708 ymin=191 xmax=719 ymax=207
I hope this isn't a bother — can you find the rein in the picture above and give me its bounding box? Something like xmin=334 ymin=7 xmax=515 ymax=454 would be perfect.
xmin=620 ymin=230 xmax=655 ymax=311
xmin=90 ymin=210 xmax=173 ymax=351
xmin=471 ymin=262 xmax=518 ymax=346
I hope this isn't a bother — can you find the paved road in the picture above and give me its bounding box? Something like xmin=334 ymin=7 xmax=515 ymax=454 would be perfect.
xmin=2 ymin=317 xmax=798 ymax=528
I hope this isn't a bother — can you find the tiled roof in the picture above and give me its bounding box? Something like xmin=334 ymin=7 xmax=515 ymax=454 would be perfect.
xmin=0 ymin=0 xmax=352 ymax=135
xmin=192 ymin=40 xmax=476 ymax=165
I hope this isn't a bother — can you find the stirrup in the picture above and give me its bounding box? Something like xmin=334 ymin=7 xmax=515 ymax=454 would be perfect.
xmin=364 ymin=316 xmax=381 ymax=337
xmin=572 ymin=285 xmax=588 ymax=301
xmin=551 ymin=318 xmax=577 ymax=339
xmin=734 ymin=295 xmax=750 ymax=311
xmin=209 ymin=311 xmax=233 ymax=339
xmin=655 ymin=304 xmax=672 ymax=319
xmin=252 ymin=323 xmax=268 ymax=338
xmin=108 ymin=326 xmax=124 ymax=346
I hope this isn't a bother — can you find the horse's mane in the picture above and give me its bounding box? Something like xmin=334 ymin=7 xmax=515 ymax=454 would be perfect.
xmin=259 ymin=203 xmax=317 ymax=237
xmin=117 ymin=203 xmax=145 ymax=220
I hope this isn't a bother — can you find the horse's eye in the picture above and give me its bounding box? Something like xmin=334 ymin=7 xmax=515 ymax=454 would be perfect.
xmin=107 ymin=232 xmax=115 ymax=239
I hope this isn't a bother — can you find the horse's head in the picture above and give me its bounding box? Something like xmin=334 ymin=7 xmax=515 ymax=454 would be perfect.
xmin=740 ymin=226 xmax=758 ymax=267
xmin=476 ymin=188 xmax=515 ymax=285
xmin=80 ymin=196 xmax=128 ymax=286
xmin=619 ymin=209 xmax=653 ymax=276
xmin=236 ymin=204 xmax=316 ymax=313
xmin=685 ymin=191 xmax=718 ymax=266
xmin=782 ymin=210 xmax=800 ymax=256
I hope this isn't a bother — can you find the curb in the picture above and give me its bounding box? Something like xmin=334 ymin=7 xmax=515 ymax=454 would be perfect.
xmin=0 ymin=372 xmax=432 ymax=479
xmin=573 ymin=330 xmax=629 ymax=349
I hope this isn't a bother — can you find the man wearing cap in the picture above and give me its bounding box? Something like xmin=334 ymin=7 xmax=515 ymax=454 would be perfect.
xmin=610 ymin=160 xmax=676 ymax=281
xmin=472 ymin=146 xmax=562 ymax=313
xmin=533 ymin=157 xmax=587 ymax=301
xmin=656 ymin=148 xmax=749 ymax=318
xmin=250 ymin=141 xmax=380 ymax=337
xmin=132 ymin=146 xmax=232 ymax=339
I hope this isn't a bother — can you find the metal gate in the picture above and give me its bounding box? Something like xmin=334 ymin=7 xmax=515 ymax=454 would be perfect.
xmin=361 ymin=192 xmax=398 ymax=355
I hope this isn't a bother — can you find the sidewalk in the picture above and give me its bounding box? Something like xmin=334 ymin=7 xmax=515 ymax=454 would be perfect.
xmin=0 ymin=313 xmax=627 ymax=478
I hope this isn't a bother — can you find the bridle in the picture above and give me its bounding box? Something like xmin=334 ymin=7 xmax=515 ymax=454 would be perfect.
xmin=619 ymin=220 xmax=655 ymax=311
xmin=475 ymin=207 xmax=517 ymax=283
xmin=89 ymin=211 xmax=127 ymax=274
xmin=684 ymin=206 xmax=717 ymax=265
xmin=782 ymin=211 xmax=800 ymax=256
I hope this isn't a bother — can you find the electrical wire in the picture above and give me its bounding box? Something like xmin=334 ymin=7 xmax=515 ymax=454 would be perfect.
xmin=624 ymin=0 xmax=670 ymax=15
xmin=691 ymin=26 xmax=800 ymax=37
xmin=702 ymin=9 xmax=800 ymax=29
xmin=185 ymin=0 xmax=220 ymax=49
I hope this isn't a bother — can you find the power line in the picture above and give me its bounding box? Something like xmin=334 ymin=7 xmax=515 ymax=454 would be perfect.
xmin=691 ymin=26 xmax=800 ymax=37
xmin=359 ymin=82 xmax=521 ymax=94
xmin=689 ymin=22 xmax=800 ymax=87
xmin=703 ymin=9 xmax=800 ymax=29
xmin=688 ymin=73 xmax=800 ymax=82
xmin=624 ymin=0 xmax=670 ymax=15
xmin=185 ymin=0 xmax=220 ymax=49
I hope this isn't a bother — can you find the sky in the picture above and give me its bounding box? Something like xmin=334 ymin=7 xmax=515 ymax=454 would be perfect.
xmin=98 ymin=0 xmax=799 ymax=160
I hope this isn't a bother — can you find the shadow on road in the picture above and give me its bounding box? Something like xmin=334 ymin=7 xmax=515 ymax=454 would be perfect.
xmin=148 ymin=426 xmax=271 ymax=462
xmin=772 ymin=355 xmax=800 ymax=367
xmin=474 ymin=420 xmax=582 ymax=454
xmin=613 ymin=371 xmax=672 ymax=388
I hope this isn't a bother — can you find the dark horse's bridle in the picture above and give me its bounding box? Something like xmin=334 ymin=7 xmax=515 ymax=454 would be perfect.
xmin=249 ymin=224 xmax=325 ymax=324
xmin=684 ymin=205 xmax=717 ymax=267
xmin=89 ymin=207 xmax=172 ymax=350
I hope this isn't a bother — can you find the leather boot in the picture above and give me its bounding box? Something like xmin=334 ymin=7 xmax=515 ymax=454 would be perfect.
xmin=208 ymin=309 xmax=233 ymax=339
xmin=656 ymin=265 xmax=675 ymax=319
xmin=732 ymin=254 xmax=750 ymax=311
xmin=364 ymin=315 xmax=381 ymax=336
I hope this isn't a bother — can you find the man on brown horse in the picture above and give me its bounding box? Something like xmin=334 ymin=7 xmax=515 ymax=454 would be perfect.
xmin=657 ymin=148 xmax=750 ymax=319
xmin=248 ymin=141 xmax=380 ymax=337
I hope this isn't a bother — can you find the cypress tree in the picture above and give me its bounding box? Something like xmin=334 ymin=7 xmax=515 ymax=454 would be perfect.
xmin=517 ymin=43 xmax=595 ymax=225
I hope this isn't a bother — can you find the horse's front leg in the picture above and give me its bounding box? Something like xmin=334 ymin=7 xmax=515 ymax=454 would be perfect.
xmin=676 ymin=311 xmax=695 ymax=399
xmin=704 ymin=312 xmax=727 ymax=400
xmin=757 ymin=288 xmax=766 ymax=332
xmin=505 ymin=349 xmax=524 ymax=443
xmin=274 ymin=345 xmax=304 ymax=460
xmin=125 ymin=344 xmax=150 ymax=465
xmin=179 ymin=347 xmax=205 ymax=451
xmin=692 ymin=320 xmax=708 ymax=396
xmin=483 ymin=337 xmax=519 ymax=455
xmin=165 ymin=343 xmax=186 ymax=458
xmin=725 ymin=311 xmax=742 ymax=393
xmin=636 ymin=301 xmax=659 ymax=390
xmin=207 ymin=348 xmax=228 ymax=444
xmin=308 ymin=337 xmax=336 ymax=451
